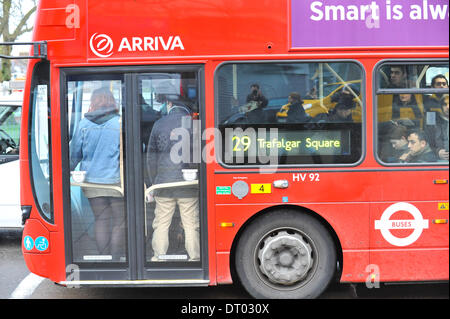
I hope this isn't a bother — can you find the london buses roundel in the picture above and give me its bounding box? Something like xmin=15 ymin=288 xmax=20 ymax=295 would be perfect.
xmin=374 ymin=202 xmax=429 ymax=247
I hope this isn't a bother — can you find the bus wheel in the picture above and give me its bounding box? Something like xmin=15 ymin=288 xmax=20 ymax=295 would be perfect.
xmin=235 ymin=210 xmax=336 ymax=299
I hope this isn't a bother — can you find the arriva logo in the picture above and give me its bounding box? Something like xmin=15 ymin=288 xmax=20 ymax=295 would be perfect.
xmin=90 ymin=33 xmax=185 ymax=58
xmin=90 ymin=33 xmax=114 ymax=58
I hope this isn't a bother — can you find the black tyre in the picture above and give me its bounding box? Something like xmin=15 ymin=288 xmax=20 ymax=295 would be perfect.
xmin=235 ymin=209 xmax=336 ymax=299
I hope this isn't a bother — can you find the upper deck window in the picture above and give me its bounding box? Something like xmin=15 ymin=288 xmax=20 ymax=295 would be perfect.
xmin=215 ymin=61 xmax=364 ymax=166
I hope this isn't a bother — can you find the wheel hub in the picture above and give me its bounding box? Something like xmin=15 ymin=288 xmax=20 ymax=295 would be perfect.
xmin=258 ymin=230 xmax=313 ymax=285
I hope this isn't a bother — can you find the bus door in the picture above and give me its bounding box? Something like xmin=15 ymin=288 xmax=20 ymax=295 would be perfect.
xmin=135 ymin=67 xmax=206 ymax=282
xmin=63 ymin=66 xmax=207 ymax=284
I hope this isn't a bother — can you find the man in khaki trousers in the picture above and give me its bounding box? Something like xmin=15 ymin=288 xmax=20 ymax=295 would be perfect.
xmin=147 ymin=95 xmax=200 ymax=261
xmin=152 ymin=196 xmax=199 ymax=261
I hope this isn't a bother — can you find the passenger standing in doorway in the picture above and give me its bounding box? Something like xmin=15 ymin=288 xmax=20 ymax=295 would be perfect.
xmin=70 ymin=87 xmax=126 ymax=261
xmin=147 ymin=95 xmax=200 ymax=261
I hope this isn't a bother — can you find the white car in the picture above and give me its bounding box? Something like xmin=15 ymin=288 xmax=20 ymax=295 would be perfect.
xmin=0 ymin=96 xmax=22 ymax=228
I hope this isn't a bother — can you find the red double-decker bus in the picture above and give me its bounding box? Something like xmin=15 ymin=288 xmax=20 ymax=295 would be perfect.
xmin=14 ymin=0 xmax=449 ymax=298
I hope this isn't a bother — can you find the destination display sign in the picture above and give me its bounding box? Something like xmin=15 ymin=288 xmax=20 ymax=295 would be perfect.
xmin=222 ymin=127 xmax=354 ymax=165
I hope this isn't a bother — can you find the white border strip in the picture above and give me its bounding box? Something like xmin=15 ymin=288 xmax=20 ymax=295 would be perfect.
xmin=9 ymin=273 xmax=45 ymax=299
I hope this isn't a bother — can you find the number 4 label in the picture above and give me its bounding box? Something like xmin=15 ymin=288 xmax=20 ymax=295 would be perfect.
xmin=251 ymin=184 xmax=272 ymax=194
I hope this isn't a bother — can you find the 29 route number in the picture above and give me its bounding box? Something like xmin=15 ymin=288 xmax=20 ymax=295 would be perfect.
xmin=232 ymin=135 xmax=251 ymax=152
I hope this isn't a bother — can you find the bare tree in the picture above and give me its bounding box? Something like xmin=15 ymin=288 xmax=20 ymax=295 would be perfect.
xmin=1 ymin=0 xmax=37 ymax=81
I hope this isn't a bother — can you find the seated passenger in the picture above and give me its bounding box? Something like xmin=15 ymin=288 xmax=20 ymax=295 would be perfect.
xmin=401 ymin=129 xmax=438 ymax=163
xmin=388 ymin=66 xmax=408 ymax=88
xmin=246 ymin=83 xmax=268 ymax=108
xmin=276 ymin=92 xmax=310 ymax=123
xmin=245 ymin=84 xmax=269 ymax=123
xmin=424 ymin=74 xmax=449 ymax=113
xmin=377 ymin=119 xmax=416 ymax=162
xmin=386 ymin=124 xmax=409 ymax=162
xmin=331 ymin=84 xmax=360 ymax=104
xmin=392 ymin=94 xmax=423 ymax=127
xmin=326 ymin=94 xmax=356 ymax=123
xmin=425 ymin=94 xmax=449 ymax=161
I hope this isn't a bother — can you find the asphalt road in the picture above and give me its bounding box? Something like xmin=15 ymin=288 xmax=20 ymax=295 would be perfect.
xmin=1 ymin=229 xmax=448 ymax=300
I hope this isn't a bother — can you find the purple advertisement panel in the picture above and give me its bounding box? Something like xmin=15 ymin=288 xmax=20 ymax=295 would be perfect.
xmin=291 ymin=0 xmax=449 ymax=48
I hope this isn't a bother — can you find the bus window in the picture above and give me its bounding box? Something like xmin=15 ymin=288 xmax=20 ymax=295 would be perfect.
xmin=216 ymin=61 xmax=364 ymax=166
xmin=66 ymin=75 xmax=126 ymax=263
xmin=376 ymin=62 xmax=449 ymax=164
xmin=29 ymin=61 xmax=53 ymax=223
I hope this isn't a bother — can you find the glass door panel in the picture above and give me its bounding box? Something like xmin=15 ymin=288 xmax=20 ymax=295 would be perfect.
xmin=66 ymin=75 xmax=127 ymax=264
xmin=139 ymin=71 xmax=202 ymax=264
